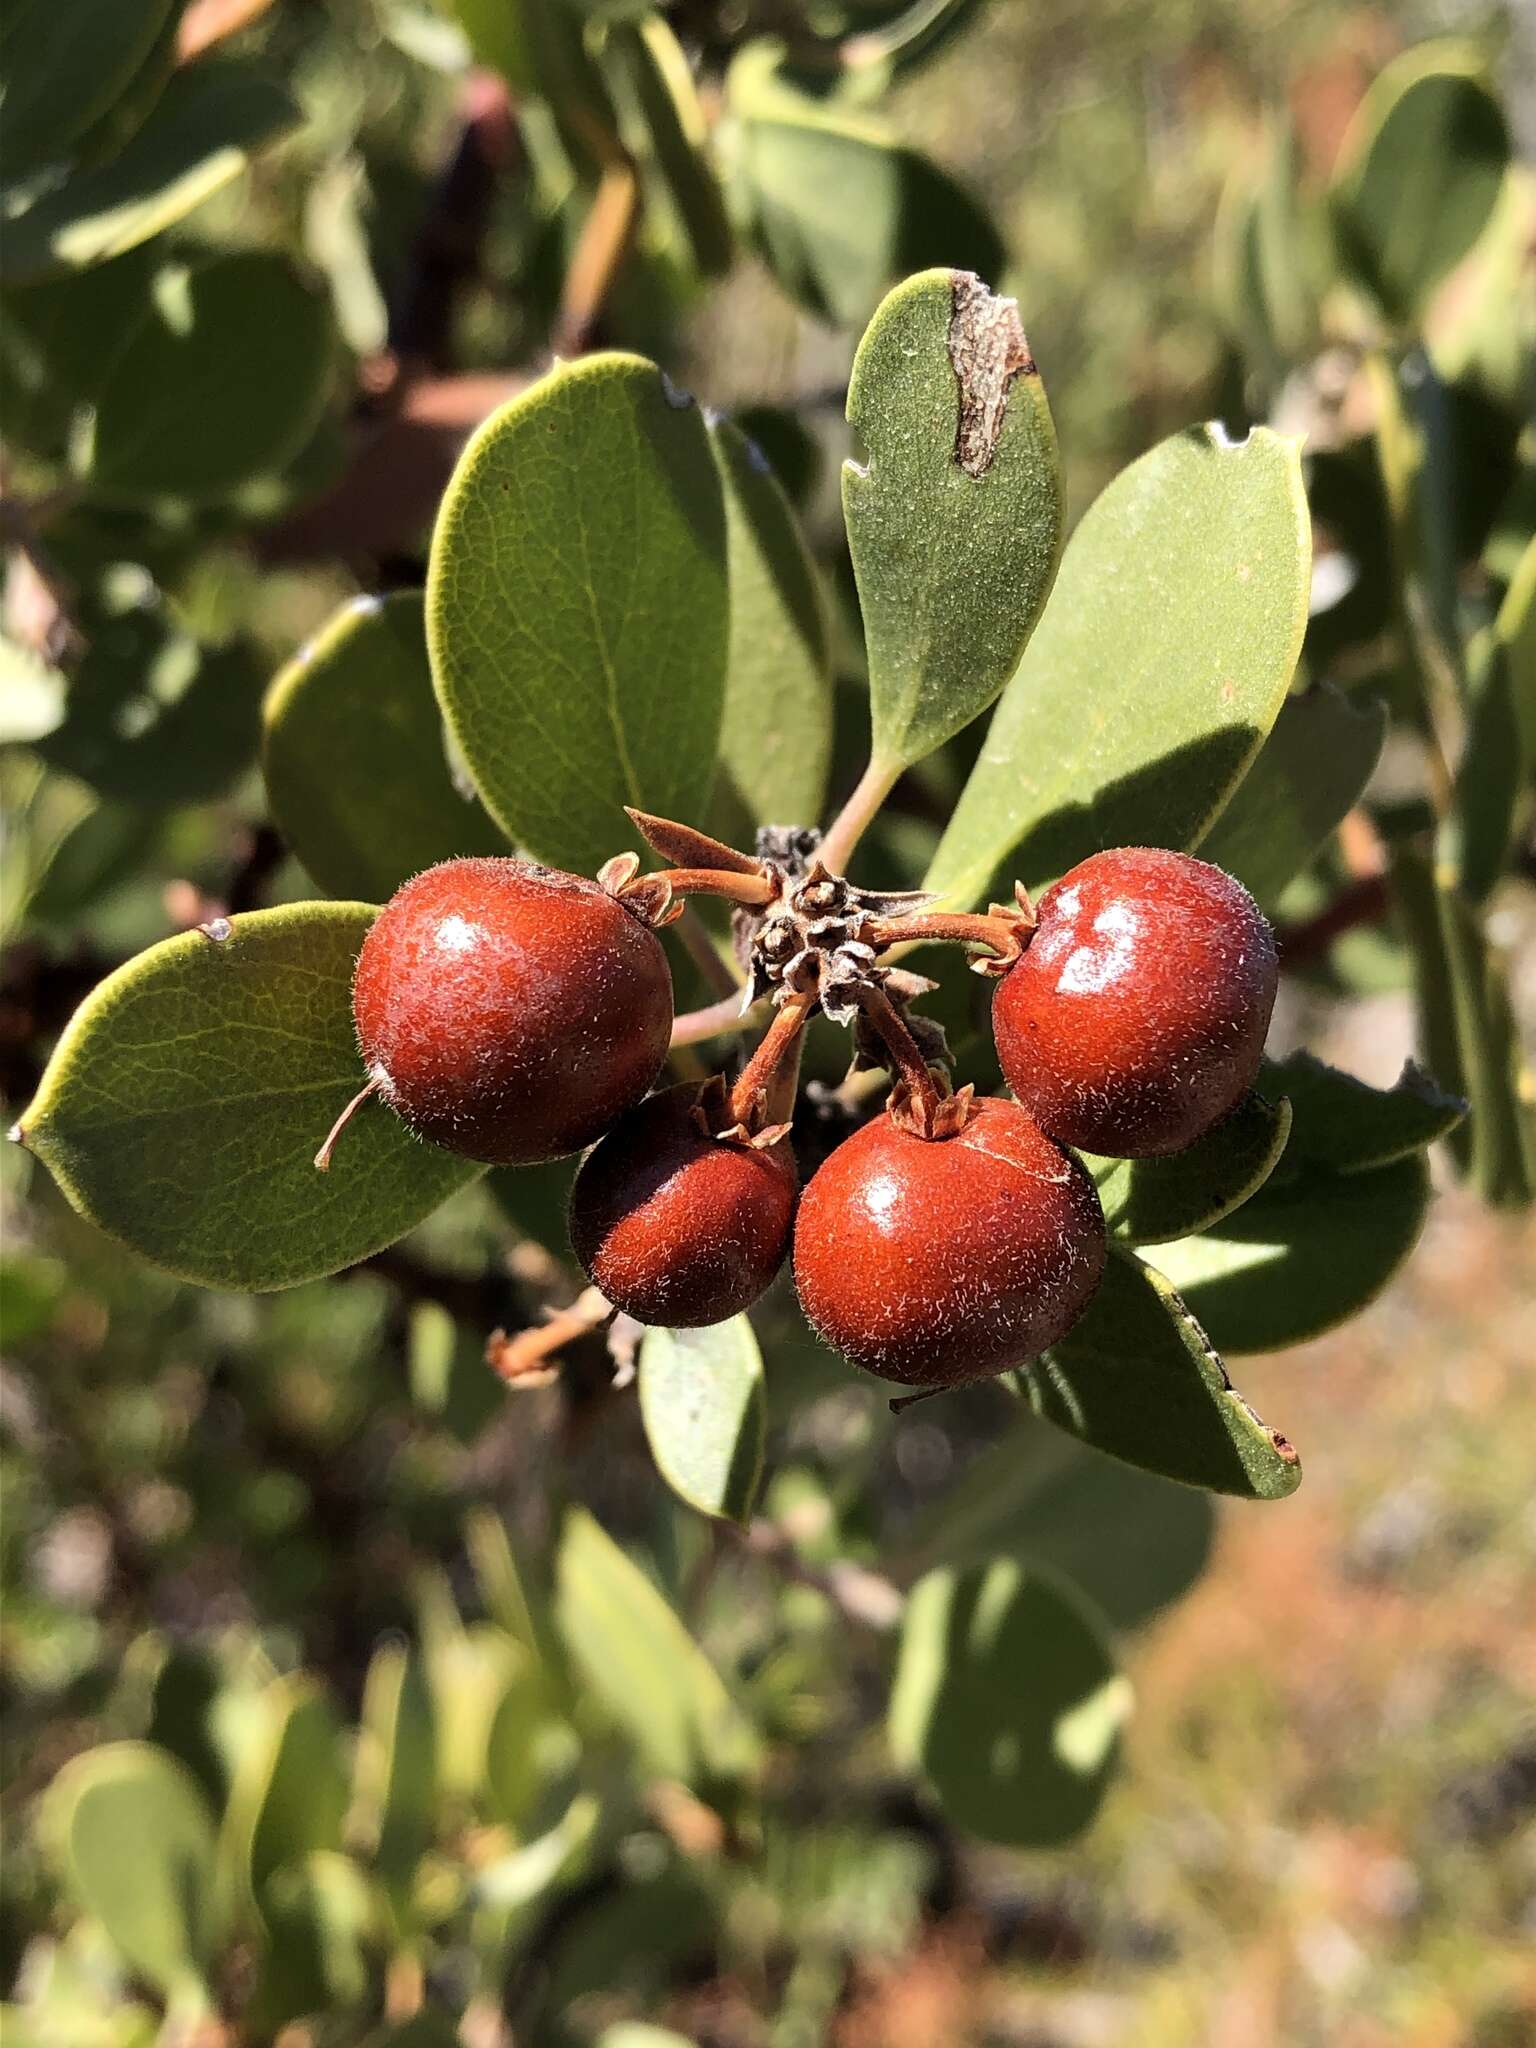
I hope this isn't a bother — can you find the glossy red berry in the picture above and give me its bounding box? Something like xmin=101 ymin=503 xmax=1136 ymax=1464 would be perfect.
xmin=992 ymin=847 xmax=1277 ymax=1158
xmin=353 ymin=856 xmax=672 ymax=1166
xmin=792 ymin=1098 xmax=1105 ymax=1388
xmin=568 ymin=1083 xmax=797 ymax=1327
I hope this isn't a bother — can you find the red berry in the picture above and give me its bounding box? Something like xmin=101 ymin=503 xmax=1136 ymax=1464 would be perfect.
xmin=992 ymin=847 xmax=1277 ymax=1158
xmin=569 ymin=1083 xmax=797 ymax=1327
xmin=792 ymin=1098 xmax=1105 ymax=1387
xmin=353 ymin=857 xmax=672 ymax=1166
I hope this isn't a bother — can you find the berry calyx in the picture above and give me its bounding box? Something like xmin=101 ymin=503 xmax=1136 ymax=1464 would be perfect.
xmin=792 ymin=1097 xmax=1105 ymax=1388
xmin=351 ymin=856 xmax=672 ymax=1166
xmin=991 ymin=847 xmax=1278 ymax=1158
xmin=568 ymin=1083 xmax=798 ymax=1327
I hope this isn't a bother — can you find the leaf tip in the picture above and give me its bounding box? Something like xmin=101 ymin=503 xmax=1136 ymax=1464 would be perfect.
xmin=6 ymin=1120 xmax=27 ymax=1149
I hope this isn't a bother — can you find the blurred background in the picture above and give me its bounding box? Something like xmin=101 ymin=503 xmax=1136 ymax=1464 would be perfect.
xmin=3 ymin=2 xmax=1534 ymax=2044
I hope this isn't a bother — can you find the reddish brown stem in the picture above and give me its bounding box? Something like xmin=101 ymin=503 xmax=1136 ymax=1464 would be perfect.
xmin=728 ymin=989 xmax=816 ymax=1128
xmin=671 ymin=991 xmax=756 ymax=1047
xmin=487 ymin=1287 xmax=613 ymax=1385
xmin=854 ymin=982 xmax=945 ymax=1125
xmin=1274 ymin=874 xmax=1390 ymax=968
xmin=655 ymin=866 xmax=777 ymax=908
xmin=314 ymin=1073 xmax=383 ymax=1172
xmin=870 ymin=911 xmax=1023 ymax=957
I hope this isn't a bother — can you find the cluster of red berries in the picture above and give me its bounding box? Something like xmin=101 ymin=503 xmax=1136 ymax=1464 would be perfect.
xmin=337 ymin=827 xmax=1277 ymax=1392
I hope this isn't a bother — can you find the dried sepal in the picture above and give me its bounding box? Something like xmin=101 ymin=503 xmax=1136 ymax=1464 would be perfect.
xmin=969 ymin=885 xmax=1038 ymax=976
xmin=624 ymin=806 xmax=760 ymax=876
xmin=886 ymin=1077 xmax=977 ymax=1142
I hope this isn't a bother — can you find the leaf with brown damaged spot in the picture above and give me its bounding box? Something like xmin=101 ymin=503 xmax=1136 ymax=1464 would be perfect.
xmin=842 ymin=269 xmax=1063 ymax=779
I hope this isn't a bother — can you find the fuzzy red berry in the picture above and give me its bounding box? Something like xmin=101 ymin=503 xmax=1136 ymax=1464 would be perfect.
xmin=792 ymin=1098 xmax=1105 ymax=1387
xmin=353 ymin=856 xmax=672 ymax=1166
xmin=569 ymin=1083 xmax=797 ymax=1327
xmin=992 ymin=847 xmax=1277 ymax=1158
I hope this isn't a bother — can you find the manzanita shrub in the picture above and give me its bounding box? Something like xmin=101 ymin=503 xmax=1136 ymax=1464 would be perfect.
xmin=1 ymin=7 xmax=1530 ymax=2045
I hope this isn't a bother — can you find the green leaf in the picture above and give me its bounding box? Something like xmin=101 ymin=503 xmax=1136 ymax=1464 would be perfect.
xmin=927 ymin=423 xmax=1311 ymax=909
xmin=40 ymin=1742 xmax=218 ymax=2008
xmin=1084 ymin=1091 xmax=1292 ymax=1245
xmin=1331 ymin=43 xmax=1510 ymax=328
xmin=709 ymin=416 xmax=833 ymax=836
xmin=896 ymin=1423 xmax=1213 ymax=1634
xmin=605 ymin=17 xmax=733 ymax=277
xmin=889 ymin=1560 xmax=1129 ymax=1847
xmin=422 ymin=1619 xmax=531 ymax=1803
xmin=1032 ymin=1246 xmax=1301 ymax=1497
xmin=1391 ymin=847 xmax=1535 ymax=1207
xmin=426 ymin=353 xmax=728 ymax=878
xmin=263 ymin=592 xmax=507 ymax=900
xmin=1152 ymin=1153 xmax=1431 ymax=1352
xmin=1197 ymin=683 xmax=1386 ymax=905
xmin=638 ymin=1316 xmax=766 ymax=1525
xmin=220 ymin=1676 xmax=349 ymax=1920
xmin=556 ymin=1505 xmax=761 ymax=1790
xmin=15 ymin=902 xmax=480 ymax=1290
xmin=842 ymin=268 xmax=1062 ymax=778
xmin=728 ymin=93 xmax=1001 ymax=329
xmin=1443 ymin=634 xmax=1522 ymax=904
xmin=36 ymin=613 xmax=263 ymax=810
xmin=354 ymin=1643 xmax=437 ymax=1925
xmin=1259 ymin=1050 xmax=1465 ymax=1173
xmin=79 ymin=252 xmax=333 ymax=502
xmin=2 ymin=64 xmax=302 ymax=286
xmin=0 ymin=246 xmax=157 ymax=459
xmin=0 ymin=0 xmax=177 ymax=182
xmin=249 ymin=1853 xmax=372 ymax=2036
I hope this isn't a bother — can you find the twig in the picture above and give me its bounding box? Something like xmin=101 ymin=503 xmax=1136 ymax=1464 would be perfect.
xmin=738 ymin=1518 xmax=903 ymax=1632
xmin=1274 ymin=874 xmax=1391 ymax=968
xmin=487 ymin=1287 xmax=614 ymax=1386
xmin=817 ymin=758 xmax=900 ymax=878
xmin=670 ymin=989 xmax=758 ymax=1047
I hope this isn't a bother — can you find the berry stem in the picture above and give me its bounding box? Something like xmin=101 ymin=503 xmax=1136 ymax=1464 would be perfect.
xmin=653 ymin=866 xmax=778 ymax=908
xmin=313 ymin=1072 xmax=383 ymax=1172
xmin=818 ymin=756 xmax=901 ymax=877
xmin=728 ymin=988 xmax=816 ymax=1128
xmin=486 ymin=1286 xmax=614 ymax=1385
xmin=854 ymin=981 xmax=946 ymax=1127
xmin=868 ymin=910 xmax=1026 ymax=959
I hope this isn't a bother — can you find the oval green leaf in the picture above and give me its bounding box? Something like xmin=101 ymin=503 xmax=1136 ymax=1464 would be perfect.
xmin=843 ymin=268 xmax=1062 ymax=777
xmin=220 ymin=1677 xmax=349 ymax=1920
xmin=1259 ymin=1050 xmax=1465 ymax=1173
xmin=426 ymin=352 xmax=728 ymax=878
xmin=606 ymin=17 xmax=734 ymax=277
xmin=264 ymin=591 xmax=507 ymax=900
xmin=80 ymin=251 xmax=333 ymax=502
xmin=15 ymin=901 xmax=480 ymax=1290
xmin=896 ymin=1423 xmax=1214 ymax=1634
xmin=729 ymin=96 xmax=1002 ymax=330
xmin=37 ymin=614 xmax=263 ymax=809
xmin=639 ymin=1316 xmax=766 ymax=1525
xmin=354 ymin=1643 xmax=437 ymax=1923
xmin=709 ymin=415 xmax=833 ymax=837
xmin=40 ymin=1741 xmax=218 ymax=2007
xmin=926 ymin=423 xmax=1311 ymax=910
xmin=556 ymin=1506 xmax=760 ymax=1791
xmin=0 ymin=0 xmax=176 ymax=183
xmin=2 ymin=64 xmax=301 ymax=285
xmin=1331 ymin=43 xmax=1510 ymax=329
xmin=1196 ymin=683 xmax=1386 ymax=906
xmin=889 ymin=1560 xmax=1129 ymax=1847
xmin=1034 ymin=1246 xmax=1301 ymax=1498
xmin=1084 ymin=1090 xmax=1292 ymax=1245
xmin=1151 ymin=1153 xmax=1432 ymax=1353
